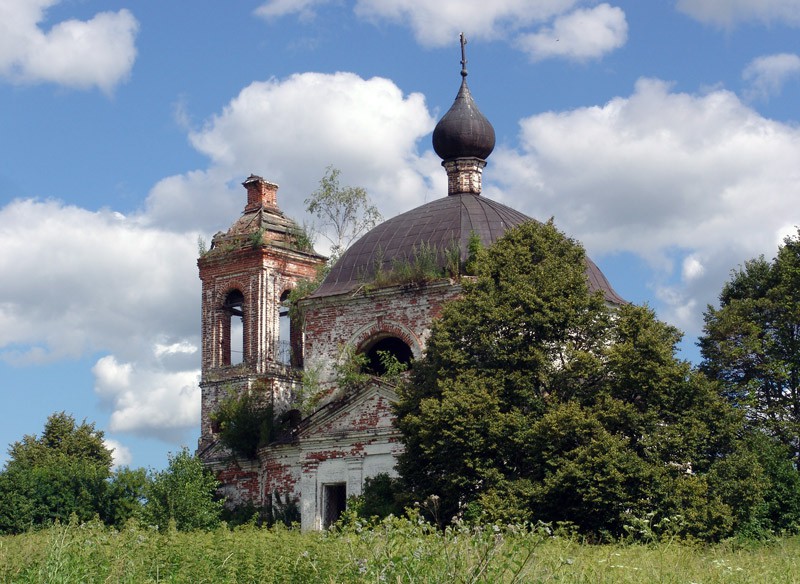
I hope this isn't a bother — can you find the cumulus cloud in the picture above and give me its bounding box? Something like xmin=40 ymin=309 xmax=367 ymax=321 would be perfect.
xmin=490 ymin=78 xmax=800 ymax=333
xmin=515 ymin=3 xmax=627 ymax=62
xmin=104 ymin=438 xmax=133 ymax=468
xmin=0 ymin=199 xmax=199 ymax=367
xmin=255 ymin=1 xmax=626 ymax=61
xmin=0 ymin=0 xmax=138 ymax=93
xmin=146 ymin=72 xmax=438 ymax=234
xmin=676 ymin=0 xmax=800 ymax=28
xmin=93 ymin=355 xmax=200 ymax=442
xmin=743 ymin=53 xmax=800 ymax=101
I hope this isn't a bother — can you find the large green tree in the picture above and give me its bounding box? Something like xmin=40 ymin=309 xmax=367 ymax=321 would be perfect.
xmin=700 ymin=229 xmax=800 ymax=458
xmin=0 ymin=412 xmax=113 ymax=533
xmin=395 ymin=221 xmax=763 ymax=540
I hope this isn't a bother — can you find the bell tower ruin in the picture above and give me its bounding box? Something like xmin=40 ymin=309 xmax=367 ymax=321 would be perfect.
xmin=197 ymin=176 xmax=325 ymax=500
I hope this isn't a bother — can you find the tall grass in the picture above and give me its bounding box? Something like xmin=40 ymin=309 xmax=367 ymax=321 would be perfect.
xmin=2 ymin=515 xmax=800 ymax=583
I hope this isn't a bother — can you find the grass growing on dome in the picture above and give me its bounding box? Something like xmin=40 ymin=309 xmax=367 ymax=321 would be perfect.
xmin=366 ymin=240 xmax=464 ymax=290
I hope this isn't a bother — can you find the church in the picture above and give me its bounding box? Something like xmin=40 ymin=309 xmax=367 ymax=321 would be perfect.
xmin=196 ymin=44 xmax=624 ymax=530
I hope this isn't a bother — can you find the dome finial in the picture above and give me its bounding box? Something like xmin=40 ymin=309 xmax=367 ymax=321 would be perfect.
xmin=460 ymin=32 xmax=468 ymax=78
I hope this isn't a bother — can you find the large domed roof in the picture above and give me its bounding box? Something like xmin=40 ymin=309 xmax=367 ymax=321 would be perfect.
xmin=310 ymin=35 xmax=623 ymax=305
xmin=310 ymin=194 xmax=624 ymax=304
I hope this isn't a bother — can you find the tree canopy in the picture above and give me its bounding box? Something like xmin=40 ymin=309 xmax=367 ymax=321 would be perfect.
xmin=0 ymin=413 xmax=222 ymax=534
xmin=0 ymin=412 xmax=114 ymax=532
xmin=395 ymin=220 xmax=778 ymax=540
xmin=700 ymin=229 xmax=800 ymax=459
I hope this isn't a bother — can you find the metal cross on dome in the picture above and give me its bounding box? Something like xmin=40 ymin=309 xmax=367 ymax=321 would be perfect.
xmin=460 ymin=32 xmax=468 ymax=77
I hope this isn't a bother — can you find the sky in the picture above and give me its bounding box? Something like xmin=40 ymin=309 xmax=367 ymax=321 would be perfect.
xmin=2 ymin=0 xmax=800 ymax=471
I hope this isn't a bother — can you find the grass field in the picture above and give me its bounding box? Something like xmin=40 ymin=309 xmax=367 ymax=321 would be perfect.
xmin=2 ymin=515 xmax=799 ymax=583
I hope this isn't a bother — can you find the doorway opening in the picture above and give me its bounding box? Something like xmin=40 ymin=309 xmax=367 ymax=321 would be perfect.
xmin=323 ymin=483 xmax=347 ymax=528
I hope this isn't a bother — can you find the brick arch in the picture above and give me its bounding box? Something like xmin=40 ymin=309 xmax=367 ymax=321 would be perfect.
xmin=215 ymin=281 xmax=249 ymax=307
xmin=348 ymin=320 xmax=422 ymax=360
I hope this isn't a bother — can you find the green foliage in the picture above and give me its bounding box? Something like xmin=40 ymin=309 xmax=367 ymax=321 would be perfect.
xmin=270 ymin=490 xmax=301 ymax=527
xmin=305 ymin=165 xmax=382 ymax=261
xmin=290 ymin=222 xmax=315 ymax=252
xmin=465 ymin=230 xmax=484 ymax=276
xmin=371 ymin=241 xmax=449 ymax=289
xmin=351 ymin=473 xmax=406 ymax=521
xmin=142 ymin=448 xmax=222 ymax=532
xmin=7 ymin=411 xmax=112 ymax=469
xmin=700 ymin=228 xmax=800 ymax=460
xmin=286 ymin=263 xmax=329 ymax=325
xmin=248 ymin=225 xmax=266 ymax=248
xmin=335 ymin=345 xmax=371 ymax=393
xmin=101 ymin=467 xmax=147 ymax=528
xmin=211 ymin=388 xmax=274 ymax=459
xmin=377 ymin=350 xmax=409 ymax=382
xmin=6 ymin=519 xmax=800 ymax=583
xmin=395 ymin=220 xmax=762 ymax=541
xmin=197 ymin=235 xmax=208 ymax=257
xmin=0 ymin=412 xmax=113 ymax=534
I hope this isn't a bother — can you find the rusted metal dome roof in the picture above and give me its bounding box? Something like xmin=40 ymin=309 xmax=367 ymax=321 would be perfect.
xmin=310 ymin=193 xmax=625 ymax=304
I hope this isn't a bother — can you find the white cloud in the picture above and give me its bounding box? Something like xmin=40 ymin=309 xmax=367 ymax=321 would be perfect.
xmin=676 ymin=0 xmax=800 ymax=28
xmin=0 ymin=199 xmax=199 ymax=365
xmin=0 ymin=0 xmax=138 ymax=93
xmin=354 ymin=0 xmax=580 ymax=46
xmin=93 ymin=354 xmax=200 ymax=441
xmin=255 ymin=1 xmax=626 ymax=62
xmin=255 ymin=0 xmax=326 ymax=21
xmin=743 ymin=53 xmax=800 ymax=101
xmin=146 ymin=72 xmax=437 ymax=233
xmin=682 ymin=255 xmax=705 ymax=281
xmin=516 ymin=3 xmax=627 ymax=62
xmin=491 ymin=77 xmax=800 ymax=333
xmin=104 ymin=438 xmax=133 ymax=469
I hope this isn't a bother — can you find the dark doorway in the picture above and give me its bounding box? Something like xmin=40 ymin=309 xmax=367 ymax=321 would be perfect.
xmin=323 ymin=483 xmax=347 ymax=528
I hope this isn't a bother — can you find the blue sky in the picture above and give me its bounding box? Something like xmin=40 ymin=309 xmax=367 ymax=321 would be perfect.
xmin=2 ymin=0 xmax=800 ymax=471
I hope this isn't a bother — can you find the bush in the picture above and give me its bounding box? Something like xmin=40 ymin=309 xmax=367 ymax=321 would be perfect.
xmin=143 ymin=448 xmax=222 ymax=531
xmin=211 ymin=389 xmax=274 ymax=459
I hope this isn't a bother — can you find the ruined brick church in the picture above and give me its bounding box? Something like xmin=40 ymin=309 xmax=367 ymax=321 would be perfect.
xmin=197 ymin=50 xmax=624 ymax=530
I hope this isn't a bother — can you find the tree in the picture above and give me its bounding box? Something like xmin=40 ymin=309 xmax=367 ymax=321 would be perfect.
xmin=395 ymin=221 xmax=761 ymax=540
xmin=305 ymin=165 xmax=381 ymax=261
xmin=0 ymin=412 xmax=113 ymax=533
xmin=143 ymin=448 xmax=222 ymax=531
xmin=700 ymin=229 xmax=800 ymax=460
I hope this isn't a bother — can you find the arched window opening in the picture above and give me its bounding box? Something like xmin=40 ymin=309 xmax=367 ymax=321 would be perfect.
xmin=278 ymin=290 xmax=291 ymax=365
xmin=223 ymin=290 xmax=244 ymax=365
xmin=363 ymin=336 xmax=413 ymax=376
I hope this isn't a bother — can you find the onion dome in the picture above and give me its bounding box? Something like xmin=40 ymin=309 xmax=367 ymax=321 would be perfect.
xmin=432 ymin=36 xmax=496 ymax=162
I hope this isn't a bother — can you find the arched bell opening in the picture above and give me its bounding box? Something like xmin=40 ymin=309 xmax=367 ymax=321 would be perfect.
xmin=360 ymin=335 xmax=413 ymax=377
xmin=222 ymin=289 xmax=245 ymax=366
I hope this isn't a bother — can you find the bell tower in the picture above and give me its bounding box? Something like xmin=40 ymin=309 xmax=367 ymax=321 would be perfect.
xmin=197 ymin=175 xmax=325 ymax=458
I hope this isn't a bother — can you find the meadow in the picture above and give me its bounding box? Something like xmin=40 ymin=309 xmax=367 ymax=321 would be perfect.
xmin=2 ymin=515 xmax=800 ymax=583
